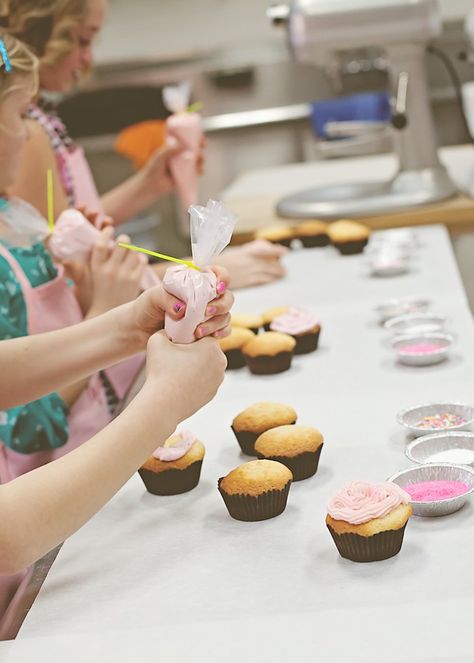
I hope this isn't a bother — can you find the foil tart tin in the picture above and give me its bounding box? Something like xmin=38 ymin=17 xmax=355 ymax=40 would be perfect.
xmin=375 ymin=297 xmax=430 ymax=324
xmin=406 ymin=431 xmax=474 ymax=467
xmin=397 ymin=402 xmax=474 ymax=437
xmin=388 ymin=463 xmax=474 ymax=516
xmin=392 ymin=332 xmax=452 ymax=366
xmin=384 ymin=313 xmax=446 ymax=337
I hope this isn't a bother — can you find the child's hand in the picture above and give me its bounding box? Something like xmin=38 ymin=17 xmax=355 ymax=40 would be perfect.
xmin=86 ymin=228 xmax=147 ymax=317
xmin=144 ymin=331 xmax=227 ymax=421
xmin=215 ymin=240 xmax=287 ymax=289
xmin=125 ymin=267 xmax=233 ymax=349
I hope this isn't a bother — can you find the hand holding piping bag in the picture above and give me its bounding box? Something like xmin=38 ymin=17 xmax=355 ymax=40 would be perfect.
xmin=48 ymin=208 xmax=160 ymax=289
xmin=163 ymin=82 xmax=203 ymax=212
xmin=163 ymin=200 xmax=237 ymax=344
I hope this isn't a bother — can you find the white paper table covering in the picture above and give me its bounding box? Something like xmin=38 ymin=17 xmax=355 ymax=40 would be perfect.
xmin=8 ymin=225 xmax=474 ymax=662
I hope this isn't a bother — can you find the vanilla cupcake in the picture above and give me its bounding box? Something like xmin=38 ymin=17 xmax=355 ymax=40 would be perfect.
xmin=231 ymin=313 xmax=264 ymax=335
xmin=219 ymin=327 xmax=255 ymax=369
xmin=294 ymin=220 xmax=329 ymax=248
xmin=270 ymin=307 xmax=321 ymax=355
xmin=328 ymin=220 xmax=371 ymax=255
xmin=218 ymin=459 xmax=292 ymax=521
xmin=255 ymin=224 xmax=296 ymax=248
xmin=262 ymin=306 xmax=289 ymax=331
xmin=138 ymin=431 xmax=205 ymax=495
xmin=243 ymin=331 xmax=296 ymax=375
xmin=326 ymin=481 xmax=412 ymax=562
xmin=255 ymin=425 xmax=324 ymax=480
xmin=231 ymin=402 xmax=298 ymax=455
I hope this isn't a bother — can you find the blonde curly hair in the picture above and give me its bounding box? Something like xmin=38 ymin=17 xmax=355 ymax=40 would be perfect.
xmin=0 ymin=0 xmax=89 ymax=68
xmin=0 ymin=30 xmax=38 ymax=98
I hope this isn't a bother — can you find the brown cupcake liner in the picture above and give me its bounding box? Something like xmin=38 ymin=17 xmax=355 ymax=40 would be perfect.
xmin=327 ymin=523 xmax=407 ymax=562
xmin=138 ymin=460 xmax=203 ymax=496
xmin=293 ymin=329 xmax=321 ymax=355
xmin=333 ymin=238 xmax=369 ymax=255
xmin=300 ymin=234 xmax=330 ymax=248
xmin=267 ymin=238 xmax=293 ymax=249
xmin=244 ymin=351 xmax=293 ymax=375
xmin=257 ymin=446 xmax=323 ymax=481
xmin=231 ymin=422 xmax=297 ymax=456
xmin=224 ymin=348 xmax=247 ymax=370
xmin=218 ymin=478 xmax=291 ymax=521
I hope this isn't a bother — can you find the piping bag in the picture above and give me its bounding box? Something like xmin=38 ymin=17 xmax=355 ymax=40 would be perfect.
xmin=163 ymin=199 xmax=237 ymax=344
xmin=48 ymin=209 xmax=160 ymax=289
xmin=163 ymin=82 xmax=203 ymax=213
xmin=0 ymin=197 xmax=50 ymax=248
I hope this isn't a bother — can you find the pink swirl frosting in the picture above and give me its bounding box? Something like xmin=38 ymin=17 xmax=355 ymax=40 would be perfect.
xmin=152 ymin=430 xmax=197 ymax=461
xmin=270 ymin=307 xmax=319 ymax=335
xmin=327 ymin=481 xmax=410 ymax=525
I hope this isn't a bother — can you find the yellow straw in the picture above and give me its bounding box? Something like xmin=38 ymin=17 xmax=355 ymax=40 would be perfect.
xmin=118 ymin=243 xmax=200 ymax=271
xmin=47 ymin=169 xmax=54 ymax=232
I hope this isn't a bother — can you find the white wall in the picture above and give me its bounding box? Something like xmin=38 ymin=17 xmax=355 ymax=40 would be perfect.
xmin=95 ymin=0 xmax=473 ymax=65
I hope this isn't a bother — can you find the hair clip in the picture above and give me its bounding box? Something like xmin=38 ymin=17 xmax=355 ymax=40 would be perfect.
xmin=0 ymin=39 xmax=12 ymax=74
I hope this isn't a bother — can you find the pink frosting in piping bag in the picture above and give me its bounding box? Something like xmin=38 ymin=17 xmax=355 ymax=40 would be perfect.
xmin=163 ymin=199 xmax=237 ymax=344
xmin=163 ymin=82 xmax=203 ymax=213
xmin=327 ymin=480 xmax=410 ymax=525
xmin=49 ymin=209 xmax=160 ymax=290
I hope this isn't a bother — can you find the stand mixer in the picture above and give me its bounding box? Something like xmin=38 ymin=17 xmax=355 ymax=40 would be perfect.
xmin=268 ymin=0 xmax=457 ymax=219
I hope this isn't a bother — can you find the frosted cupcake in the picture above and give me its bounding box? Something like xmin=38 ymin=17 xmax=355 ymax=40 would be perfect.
xmin=218 ymin=459 xmax=293 ymax=521
xmin=326 ymin=481 xmax=412 ymax=562
xmin=262 ymin=306 xmax=289 ymax=332
xmin=138 ymin=431 xmax=205 ymax=495
xmin=270 ymin=307 xmax=321 ymax=355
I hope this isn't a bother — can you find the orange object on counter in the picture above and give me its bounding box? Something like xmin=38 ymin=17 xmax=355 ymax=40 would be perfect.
xmin=115 ymin=120 xmax=167 ymax=169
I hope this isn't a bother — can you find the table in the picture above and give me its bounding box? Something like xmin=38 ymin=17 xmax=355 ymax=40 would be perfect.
xmin=6 ymin=225 xmax=474 ymax=662
xmin=222 ymin=144 xmax=474 ymax=242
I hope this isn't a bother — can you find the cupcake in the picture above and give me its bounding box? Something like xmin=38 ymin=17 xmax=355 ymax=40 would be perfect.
xmin=138 ymin=430 xmax=205 ymax=495
xmin=218 ymin=459 xmax=292 ymax=521
xmin=326 ymin=481 xmax=412 ymax=562
xmin=270 ymin=307 xmax=321 ymax=355
xmin=255 ymin=425 xmax=324 ymax=481
xmin=328 ymin=220 xmax=371 ymax=255
xmin=231 ymin=402 xmax=298 ymax=456
xmin=294 ymin=220 xmax=329 ymax=248
xmin=255 ymin=224 xmax=296 ymax=248
xmin=262 ymin=306 xmax=289 ymax=332
xmin=231 ymin=313 xmax=264 ymax=335
xmin=242 ymin=331 xmax=296 ymax=375
xmin=219 ymin=327 xmax=255 ymax=369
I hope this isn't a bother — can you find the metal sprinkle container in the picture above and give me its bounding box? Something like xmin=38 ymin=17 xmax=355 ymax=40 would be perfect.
xmin=397 ymin=402 xmax=474 ymax=437
xmin=406 ymin=431 xmax=474 ymax=467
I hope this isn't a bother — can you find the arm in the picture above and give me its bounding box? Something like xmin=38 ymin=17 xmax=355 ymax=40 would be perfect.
xmin=0 ymin=333 xmax=227 ymax=573
xmin=0 ymin=276 xmax=233 ymax=409
xmin=8 ymin=120 xmax=70 ymax=219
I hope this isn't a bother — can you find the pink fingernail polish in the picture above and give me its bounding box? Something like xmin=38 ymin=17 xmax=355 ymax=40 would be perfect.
xmin=217 ymin=281 xmax=226 ymax=294
xmin=197 ymin=326 xmax=207 ymax=338
xmin=207 ymin=306 xmax=217 ymax=316
xmin=174 ymin=303 xmax=184 ymax=313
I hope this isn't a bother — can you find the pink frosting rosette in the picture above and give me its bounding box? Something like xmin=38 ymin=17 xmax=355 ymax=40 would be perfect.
xmin=152 ymin=430 xmax=197 ymax=462
xmin=163 ymin=200 xmax=236 ymax=344
xmin=270 ymin=307 xmax=319 ymax=336
xmin=327 ymin=481 xmax=410 ymax=525
xmin=49 ymin=209 xmax=160 ymax=289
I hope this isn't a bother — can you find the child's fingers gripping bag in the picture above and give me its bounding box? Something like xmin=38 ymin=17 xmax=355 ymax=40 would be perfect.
xmin=163 ymin=82 xmax=203 ymax=213
xmin=49 ymin=209 xmax=160 ymax=289
xmin=163 ymin=200 xmax=237 ymax=344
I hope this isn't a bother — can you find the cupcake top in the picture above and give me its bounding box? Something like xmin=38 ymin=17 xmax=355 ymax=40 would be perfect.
xmin=243 ymin=331 xmax=296 ymax=357
xmin=328 ymin=220 xmax=371 ymax=242
xmin=295 ymin=220 xmax=328 ymax=236
xmin=219 ymin=327 xmax=255 ymax=352
xmin=256 ymin=225 xmax=295 ymax=242
xmin=142 ymin=431 xmax=205 ymax=471
xmin=232 ymin=402 xmax=298 ymax=433
xmin=231 ymin=313 xmax=264 ymax=330
xmin=255 ymin=425 xmax=323 ymax=458
xmin=219 ymin=459 xmax=293 ymax=497
xmin=270 ymin=307 xmax=320 ymax=336
xmin=262 ymin=306 xmax=289 ymax=326
xmin=327 ymin=481 xmax=410 ymax=525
